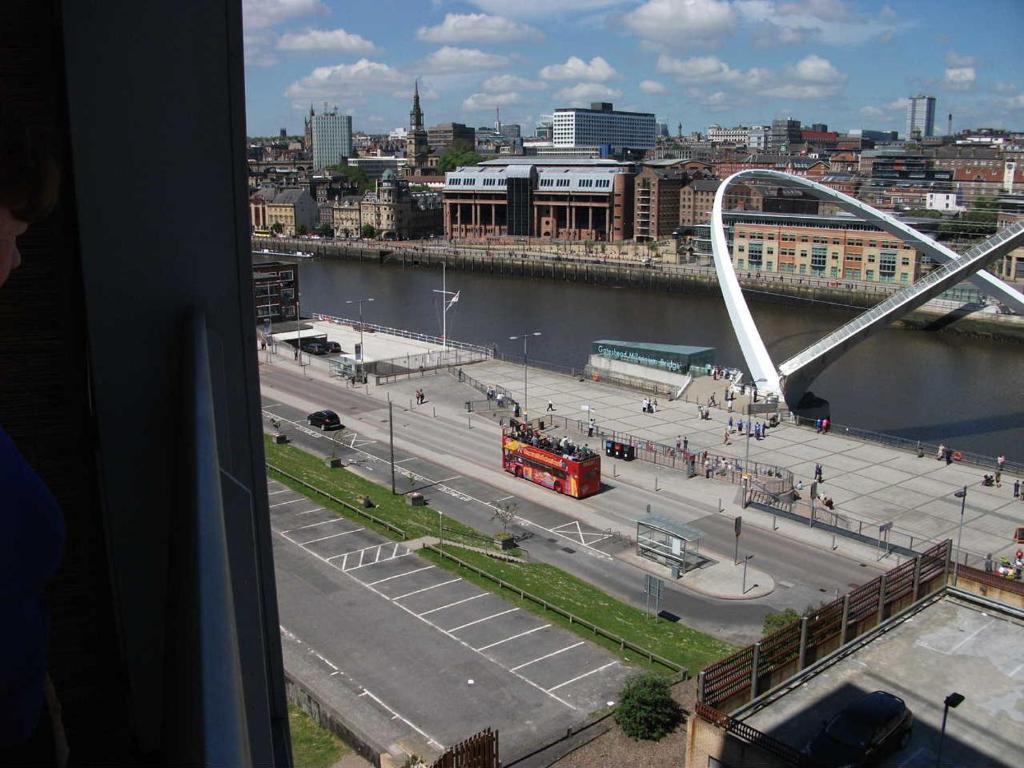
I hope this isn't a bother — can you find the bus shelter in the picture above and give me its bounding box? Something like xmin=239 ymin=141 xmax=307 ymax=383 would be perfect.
xmin=636 ymin=516 xmax=705 ymax=578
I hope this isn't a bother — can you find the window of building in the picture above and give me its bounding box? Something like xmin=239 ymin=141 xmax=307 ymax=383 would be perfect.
xmin=900 ymin=273 xmax=910 ymax=283
xmin=766 ymin=262 xmax=774 ymax=271
xmin=831 ymin=266 xmax=840 ymax=277
xmin=767 ymin=248 xmax=774 ymax=254
xmin=901 ymin=257 xmax=911 ymax=266
xmin=879 ymin=250 xmax=897 ymax=282
xmin=843 ymin=268 xmax=861 ymax=280
xmin=799 ymin=264 xmax=807 ymax=274
xmin=748 ymin=242 xmax=763 ymax=268
xmin=799 ymin=236 xmax=809 ymax=242
xmin=737 ymin=259 xmax=745 ymax=269
xmin=866 ymin=269 xmax=875 ymax=280
xmin=810 ymin=246 xmax=827 ymax=274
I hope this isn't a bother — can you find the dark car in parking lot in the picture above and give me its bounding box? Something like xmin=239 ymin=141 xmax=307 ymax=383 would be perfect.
xmin=804 ymin=691 xmax=913 ymax=767
xmin=307 ymin=410 xmax=342 ymax=430
xmin=300 ymin=341 xmax=329 ymax=355
xmin=324 ymin=341 xmax=342 ymax=354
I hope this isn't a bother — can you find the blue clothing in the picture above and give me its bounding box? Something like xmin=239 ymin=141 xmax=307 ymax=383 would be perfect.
xmin=0 ymin=426 xmax=65 ymax=745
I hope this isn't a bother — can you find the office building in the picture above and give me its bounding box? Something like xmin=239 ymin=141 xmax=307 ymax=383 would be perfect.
xmin=769 ymin=118 xmax=802 ymax=152
xmin=552 ymin=102 xmax=655 ymax=152
xmin=252 ymin=261 xmax=298 ymax=324
xmin=428 ymin=122 xmax=475 ymax=152
xmin=499 ymin=123 xmax=522 ymax=139
xmin=707 ymin=124 xmax=751 ymax=145
xmin=311 ymin=108 xmax=353 ymax=170
xmin=906 ymin=95 xmax=936 ymax=140
xmin=747 ymin=126 xmax=769 ymax=151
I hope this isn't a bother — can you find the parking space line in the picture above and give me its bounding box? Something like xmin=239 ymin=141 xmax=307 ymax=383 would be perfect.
xmin=284 ymin=518 xmax=347 ymax=533
xmin=476 ymin=625 xmax=550 ymax=652
xmin=393 ymin=578 xmax=462 ymax=602
xmin=299 ymin=528 xmax=365 ymax=545
xmin=373 ymin=545 xmax=382 ymax=564
xmin=358 ymin=688 xmax=444 ymax=750
xmin=270 ymin=498 xmax=307 ymax=508
xmin=510 ymin=642 xmax=585 ymax=672
xmin=346 ymin=552 xmax=412 ymax=571
xmin=269 ymin=489 xmax=290 ymax=496
xmin=365 ymin=565 xmax=435 ymax=587
xmin=449 ymin=608 xmax=519 ymax=633
xmin=419 ymin=593 xmax=488 ymax=616
xmin=547 ymin=661 xmax=618 ymax=693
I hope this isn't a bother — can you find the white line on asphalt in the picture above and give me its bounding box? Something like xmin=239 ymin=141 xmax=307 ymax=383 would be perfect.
xmin=269 ymin=489 xmax=291 ymax=496
xmin=546 ymin=661 xmax=618 ymax=692
xmin=270 ymin=498 xmax=307 ymax=508
xmin=949 ymin=620 xmax=990 ymax=654
xmin=345 ymin=552 xmax=413 ymax=571
xmin=330 ymin=671 xmax=341 ymax=676
xmin=359 ymin=688 xmax=444 ymax=750
xmin=391 ymin=542 xmax=399 ymax=558
xmin=373 ymin=545 xmax=382 ymax=564
xmin=510 ymin=642 xmax=585 ymax=672
xmin=392 ymin=578 xmax=462 ymax=602
xmin=418 ymin=593 xmax=488 ymax=616
xmin=494 ymin=496 xmax=515 ymax=502
xmin=475 ymin=625 xmax=551 ymax=652
xmin=284 ymin=518 xmax=347 ymax=533
xmin=448 ymin=608 xmax=519 ymax=633
xmin=300 ymin=528 xmax=365 ymax=545
xmin=365 ymin=565 xmax=435 ymax=587
xmin=272 ymin=530 xmax=577 ymax=711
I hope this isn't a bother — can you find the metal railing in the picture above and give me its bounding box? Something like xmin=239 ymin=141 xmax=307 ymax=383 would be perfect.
xmin=694 ymin=702 xmax=810 ymax=767
xmin=312 ymin=312 xmax=493 ymax=356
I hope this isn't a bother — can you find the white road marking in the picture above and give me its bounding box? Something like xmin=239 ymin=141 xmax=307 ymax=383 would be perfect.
xmin=346 ymin=552 xmax=413 ymax=572
xmin=392 ymin=578 xmax=462 ymax=602
xmin=299 ymin=528 xmax=365 ymax=545
xmin=365 ymin=565 xmax=435 ymax=587
xmin=476 ymin=625 xmax=551 ymax=652
xmin=449 ymin=608 xmax=519 ymax=633
xmin=419 ymin=592 xmax=488 ymax=616
xmin=511 ymin=642 xmax=585 ymax=672
xmin=284 ymin=518 xmax=346 ymax=533
xmin=359 ymin=687 xmax=444 ymax=750
xmin=270 ymin=498 xmax=307 ymax=508
xmin=269 ymin=489 xmax=291 ymax=496
xmin=547 ymin=661 xmax=618 ymax=692
xmin=949 ymin=621 xmax=990 ymax=654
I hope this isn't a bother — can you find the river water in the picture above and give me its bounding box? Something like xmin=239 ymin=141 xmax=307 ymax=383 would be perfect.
xmin=286 ymin=257 xmax=1023 ymax=461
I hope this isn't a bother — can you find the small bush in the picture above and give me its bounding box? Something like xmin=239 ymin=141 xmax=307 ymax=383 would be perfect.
xmin=762 ymin=607 xmax=801 ymax=636
xmin=615 ymin=673 xmax=683 ymax=741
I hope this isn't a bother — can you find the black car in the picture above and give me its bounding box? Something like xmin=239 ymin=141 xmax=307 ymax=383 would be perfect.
xmin=301 ymin=341 xmax=329 ymax=355
xmin=324 ymin=341 xmax=342 ymax=354
xmin=804 ymin=691 xmax=913 ymax=767
xmin=307 ymin=410 xmax=342 ymax=430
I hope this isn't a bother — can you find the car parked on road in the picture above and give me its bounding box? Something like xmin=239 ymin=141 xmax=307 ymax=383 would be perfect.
xmin=324 ymin=341 xmax=342 ymax=354
xmin=307 ymin=410 xmax=342 ymax=430
xmin=300 ymin=341 xmax=329 ymax=355
xmin=804 ymin=691 xmax=913 ymax=767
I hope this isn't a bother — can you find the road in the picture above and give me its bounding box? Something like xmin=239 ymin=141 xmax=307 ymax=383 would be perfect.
xmin=260 ymin=365 xmax=882 ymax=643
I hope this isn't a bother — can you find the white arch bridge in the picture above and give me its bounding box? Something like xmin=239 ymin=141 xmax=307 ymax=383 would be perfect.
xmin=710 ymin=169 xmax=1024 ymax=413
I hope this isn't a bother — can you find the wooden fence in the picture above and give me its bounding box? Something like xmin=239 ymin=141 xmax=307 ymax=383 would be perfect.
xmin=430 ymin=728 xmax=499 ymax=768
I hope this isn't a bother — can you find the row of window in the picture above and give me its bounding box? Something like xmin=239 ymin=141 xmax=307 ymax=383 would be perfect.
xmin=734 ymin=260 xmax=912 ymax=283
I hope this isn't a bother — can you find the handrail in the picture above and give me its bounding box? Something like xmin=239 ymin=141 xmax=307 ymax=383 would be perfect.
xmin=311 ymin=311 xmax=493 ymax=356
xmin=176 ymin=310 xmax=253 ymax=766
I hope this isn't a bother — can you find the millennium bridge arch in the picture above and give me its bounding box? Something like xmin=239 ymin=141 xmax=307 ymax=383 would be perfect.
xmin=709 ymin=169 xmax=1024 ymax=413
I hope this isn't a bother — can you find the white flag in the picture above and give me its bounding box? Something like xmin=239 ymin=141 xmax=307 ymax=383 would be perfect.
xmin=450 ymin=291 xmax=460 ymax=304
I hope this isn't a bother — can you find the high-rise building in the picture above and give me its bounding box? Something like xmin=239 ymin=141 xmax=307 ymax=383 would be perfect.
xmin=769 ymin=118 xmax=802 ymax=153
xmin=552 ymin=103 xmax=655 ymax=152
xmin=427 ymin=122 xmax=475 ymax=151
xmin=311 ymin=108 xmax=352 ymax=170
xmin=407 ymin=81 xmax=429 ymax=172
xmin=906 ymin=95 xmax=936 ymax=140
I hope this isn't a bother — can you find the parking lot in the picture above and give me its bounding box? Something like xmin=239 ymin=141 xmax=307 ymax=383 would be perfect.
xmin=269 ymin=477 xmax=638 ymax=761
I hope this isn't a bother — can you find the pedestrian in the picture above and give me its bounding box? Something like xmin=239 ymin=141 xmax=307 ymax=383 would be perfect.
xmin=823 ymin=418 xmax=830 ymax=434
xmin=997 ymin=454 xmax=1007 ymax=472
xmin=814 ymin=463 xmax=823 ymax=482
xmin=737 ymin=418 xmax=743 ymax=434
xmin=945 ymin=447 xmax=953 ymax=466
xmin=497 ymin=392 xmax=504 ymax=408
xmin=936 ymin=443 xmax=946 ymax=461
xmin=1014 ymin=479 xmax=1020 ymax=499
xmin=546 ymin=400 xmax=554 ymax=412
xmin=995 ymin=469 xmax=1002 ymax=487
xmin=728 ymin=416 xmax=734 ymax=431
xmin=676 ymin=436 xmax=682 ymax=452
xmin=723 ymin=428 xmax=731 ymax=445
xmin=815 ymin=418 xmax=822 ymax=433
xmin=588 ymin=418 xmax=595 ymax=437
xmin=704 ymin=459 xmax=711 ymax=479
xmin=683 ymin=436 xmax=688 ymax=452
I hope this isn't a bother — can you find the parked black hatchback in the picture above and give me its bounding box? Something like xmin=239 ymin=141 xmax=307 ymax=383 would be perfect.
xmin=804 ymin=691 xmax=912 ymax=767
xmin=307 ymin=410 xmax=342 ymax=430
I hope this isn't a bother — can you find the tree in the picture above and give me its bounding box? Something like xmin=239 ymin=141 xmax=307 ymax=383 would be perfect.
xmin=615 ymin=673 xmax=683 ymax=741
xmin=327 ymin=163 xmax=372 ymax=194
xmin=361 ymin=223 xmax=377 ymax=239
xmin=270 ymin=222 xmax=283 ymax=235
xmin=439 ymin=140 xmax=483 ymax=172
xmin=762 ymin=607 xmax=801 ymax=636
xmin=296 ymin=224 xmax=309 ymax=236
xmin=316 ymin=223 xmax=334 ymax=237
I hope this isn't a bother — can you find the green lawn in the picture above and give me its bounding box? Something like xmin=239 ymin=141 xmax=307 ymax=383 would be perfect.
xmin=419 ymin=545 xmax=735 ymax=676
xmin=289 ymin=703 xmax=350 ymax=768
xmin=264 ymin=435 xmax=499 ymax=550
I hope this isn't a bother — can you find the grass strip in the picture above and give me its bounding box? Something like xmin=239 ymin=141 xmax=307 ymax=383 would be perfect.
xmin=265 ymin=434 xmax=502 ymax=550
xmin=418 ymin=544 xmax=735 ymax=676
xmin=288 ymin=703 xmax=350 ymax=768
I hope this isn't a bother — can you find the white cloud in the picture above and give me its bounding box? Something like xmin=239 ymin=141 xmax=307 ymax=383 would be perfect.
xmin=243 ymin=0 xmax=326 ymax=30
xmin=421 ymin=46 xmax=509 ymax=74
xmin=790 ymin=54 xmax=844 ymax=84
xmin=639 ymin=79 xmax=666 ymax=93
xmin=468 ymin=0 xmax=626 ymax=16
xmin=481 ymin=74 xmax=547 ymax=92
xmin=944 ymin=66 xmax=976 ymax=91
xmin=277 ymin=28 xmax=377 ymax=53
xmin=463 ymin=91 xmax=524 ymax=111
xmin=244 ymin=31 xmax=278 ymax=67
xmin=686 ymin=87 xmax=733 ymax=111
xmin=284 ymin=59 xmax=407 ymax=104
xmin=760 ymin=83 xmax=840 ymax=99
xmin=1004 ymin=94 xmax=1024 ymax=109
xmin=417 ymin=13 xmax=542 ymax=43
xmin=857 ymin=97 xmax=907 ymax=119
xmin=539 ymin=56 xmax=616 ymax=81
xmin=623 ymin=0 xmax=736 ymax=48
xmin=554 ymin=82 xmax=622 ymax=105
xmin=656 ymin=54 xmax=770 ymax=89
xmin=945 ymin=51 xmax=975 ymax=67
xmin=736 ymin=0 xmax=902 ymax=46
xmin=859 ymin=105 xmax=884 ymax=118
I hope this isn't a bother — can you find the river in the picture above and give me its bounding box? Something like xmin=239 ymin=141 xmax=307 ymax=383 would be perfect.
xmin=285 ymin=257 xmax=1023 ymax=461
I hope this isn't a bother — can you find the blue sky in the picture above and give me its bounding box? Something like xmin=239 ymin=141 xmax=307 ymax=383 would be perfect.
xmin=242 ymin=0 xmax=1024 ymax=138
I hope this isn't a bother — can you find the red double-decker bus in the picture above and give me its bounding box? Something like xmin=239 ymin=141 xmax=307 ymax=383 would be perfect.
xmin=502 ymin=424 xmax=601 ymax=499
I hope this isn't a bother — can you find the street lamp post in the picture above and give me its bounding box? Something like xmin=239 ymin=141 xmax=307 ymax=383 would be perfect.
xmin=937 ymin=692 xmax=965 ymax=767
xmin=509 ymin=331 xmax=542 ymax=419
xmin=742 ymin=554 xmax=755 ymax=594
xmin=346 ymin=297 xmax=374 ymax=363
xmin=953 ymin=487 xmax=967 ymax=585
xmin=743 ymin=378 xmax=768 ymax=506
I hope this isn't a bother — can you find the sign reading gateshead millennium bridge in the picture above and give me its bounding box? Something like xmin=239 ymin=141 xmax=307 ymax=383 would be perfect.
xmin=591 ymin=340 xmax=715 ymax=374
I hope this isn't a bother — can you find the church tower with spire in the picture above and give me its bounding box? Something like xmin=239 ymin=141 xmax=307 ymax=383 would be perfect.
xmin=406 ymin=80 xmax=429 ymax=174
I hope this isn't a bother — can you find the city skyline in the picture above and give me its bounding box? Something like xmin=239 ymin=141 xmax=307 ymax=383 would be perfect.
xmin=243 ymin=0 xmax=1024 ymax=138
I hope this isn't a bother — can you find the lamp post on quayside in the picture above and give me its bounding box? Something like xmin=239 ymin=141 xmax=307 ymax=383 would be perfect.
xmin=953 ymin=487 xmax=967 ymax=586
xmin=743 ymin=378 xmax=767 ymax=507
xmin=508 ymin=331 xmax=541 ymax=419
xmin=346 ymin=297 xmax=374 ymax=363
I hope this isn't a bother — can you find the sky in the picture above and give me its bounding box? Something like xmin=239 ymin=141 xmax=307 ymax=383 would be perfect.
xmin=242 ymin=0 xmax=1024 ymax=138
